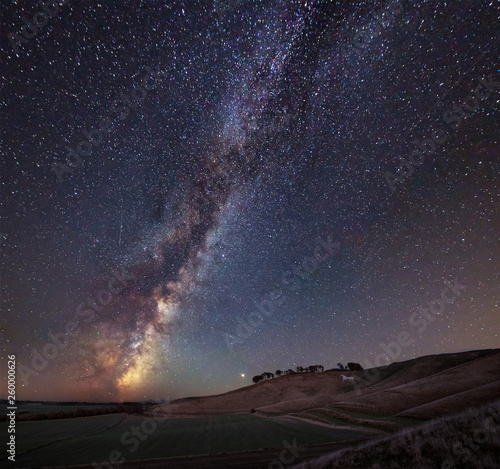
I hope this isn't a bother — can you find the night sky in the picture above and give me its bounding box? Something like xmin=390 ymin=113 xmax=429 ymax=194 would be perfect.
xmin=1 ymin=0 xmax=499 ymax=403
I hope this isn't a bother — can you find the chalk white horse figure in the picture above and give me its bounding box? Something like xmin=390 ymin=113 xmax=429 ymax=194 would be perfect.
xmin=340 ymin=374 xmax=355 ymax=384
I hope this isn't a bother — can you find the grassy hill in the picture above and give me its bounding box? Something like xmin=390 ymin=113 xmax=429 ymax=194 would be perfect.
xmin=155 ymin=349 xmax=500 ymax=423
xmin=2 ymin=349 xmax=498 ymax=468
xmin=290 ymin=400 xmax=500 ymax=469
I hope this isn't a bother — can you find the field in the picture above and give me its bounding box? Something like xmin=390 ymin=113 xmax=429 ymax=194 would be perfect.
xmin=0 ymin=403 xmax=115 ymax=418
xmin=1 ymin=412 xmax=369 ymax=467
xmin=3 ymin=351 xmax=497 ymax=468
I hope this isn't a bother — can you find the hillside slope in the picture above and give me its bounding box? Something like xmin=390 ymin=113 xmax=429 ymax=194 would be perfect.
xmin=291 ymin=400 xmax=500 ymax=469
xmin=155 ymin=349 xmax=500 ymax=421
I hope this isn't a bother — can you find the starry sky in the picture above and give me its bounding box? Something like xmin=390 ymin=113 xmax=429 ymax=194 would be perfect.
xmin=1 ymin=0 xmax=499 ymax=403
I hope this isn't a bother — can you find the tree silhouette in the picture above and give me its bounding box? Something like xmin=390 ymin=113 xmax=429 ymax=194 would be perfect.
xmin=347 ymin=362 xmax=363 ymax=371
xmin=337 ymin=363 xmax=345 ymax=370
xmin=254 ymin=367 xmax=321 ymax=378
xmin=252 ymin=375 xmax=263 ymax=384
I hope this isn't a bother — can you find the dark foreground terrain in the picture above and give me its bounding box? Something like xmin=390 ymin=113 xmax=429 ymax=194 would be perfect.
xmin=291 ymin=401 xmax=500 ymax=469
xmin=2 ymin=349 xmax=499 ymax=468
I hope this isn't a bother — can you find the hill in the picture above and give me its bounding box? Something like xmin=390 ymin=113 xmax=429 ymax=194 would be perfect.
xmin=155 ymin=349 xmax=500 ymax=421
xmin=290 ymin=400 xmax=500 ymax=469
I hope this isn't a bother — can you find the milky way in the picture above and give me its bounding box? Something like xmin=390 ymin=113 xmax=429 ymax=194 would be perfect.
xmin=1 ymin=0 xmax=499 ymax=401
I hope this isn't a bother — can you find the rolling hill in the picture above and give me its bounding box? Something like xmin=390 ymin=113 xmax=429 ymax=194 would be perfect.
xmin=155 ymin=348 xmax=500 ymax=423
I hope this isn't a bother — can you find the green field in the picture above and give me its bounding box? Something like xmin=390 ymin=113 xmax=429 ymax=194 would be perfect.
xmin=1 ymin=413 xmax=367 ymax=467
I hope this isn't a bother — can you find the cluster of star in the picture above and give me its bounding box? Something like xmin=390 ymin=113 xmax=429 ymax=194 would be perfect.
xmin=1 ymin=0 xmax=498 ymax=401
